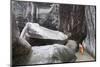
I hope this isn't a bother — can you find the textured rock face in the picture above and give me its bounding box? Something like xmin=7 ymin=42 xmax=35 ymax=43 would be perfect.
xmin=84 ymin=6 xmax=96 ymax=57
xmin=59 ymin=5 xmax=96 ymax=58
xmin=11 ymin=11 xmax=31 ymax=58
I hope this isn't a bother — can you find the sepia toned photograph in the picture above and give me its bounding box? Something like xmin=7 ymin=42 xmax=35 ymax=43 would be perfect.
xmin=11 ymin=0 xmax=96 ymax=66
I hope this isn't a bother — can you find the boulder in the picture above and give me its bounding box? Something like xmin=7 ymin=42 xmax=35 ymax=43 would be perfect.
xmin=13 ymin=44 xmax=77 ymax=65
xmin=20 ymin=22 xmax=69 ymax=46
xmin=21 ymin=22 xmax=68 ymax=40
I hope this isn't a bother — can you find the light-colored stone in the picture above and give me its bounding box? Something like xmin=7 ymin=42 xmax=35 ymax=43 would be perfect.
xmin=14 ymin=44 xmax=76 ymax=65
xmin=20 ymin=22 xmax=68 ymax=40
xmin=65 ymin=40 xmax=78 ymax=53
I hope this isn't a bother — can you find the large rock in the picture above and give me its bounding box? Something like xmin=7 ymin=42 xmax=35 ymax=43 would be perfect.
xmin=20 ymin=22 xmax=68 ymax=40
xmin=20 ymin=22 xmax=69 ymax=46
xmin=13 ymin=44 xmax=76 ymax=65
